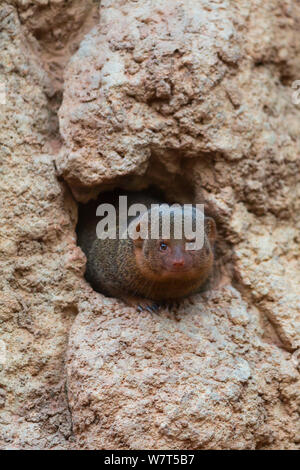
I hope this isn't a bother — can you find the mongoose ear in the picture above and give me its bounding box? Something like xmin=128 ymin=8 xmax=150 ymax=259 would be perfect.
xmin=204 ymin=217 xmax=217 ymax=244
xmin=133 ymin=221 xmax=144 ymax=248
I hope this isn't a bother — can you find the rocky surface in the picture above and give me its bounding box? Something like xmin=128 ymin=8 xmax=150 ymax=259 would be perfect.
xmin=68 ymin=287 xmax=300 ymax=449
xmin=0 ymin=1 xmax=95 ymax=449
xmin=1 ymin=0 xmax=299 ymax=450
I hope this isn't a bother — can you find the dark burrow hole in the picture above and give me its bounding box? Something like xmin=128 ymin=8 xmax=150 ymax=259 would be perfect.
xmin=75 ymin=180 xmax=222 ymax=305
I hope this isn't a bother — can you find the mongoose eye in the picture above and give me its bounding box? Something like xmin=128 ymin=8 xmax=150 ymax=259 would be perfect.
xmin=159 ymin=242 xmax=168 ymax=252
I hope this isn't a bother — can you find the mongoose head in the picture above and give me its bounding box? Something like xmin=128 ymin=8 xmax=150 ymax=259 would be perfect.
xmin=129 ymin=206 xmax=216 ymax=284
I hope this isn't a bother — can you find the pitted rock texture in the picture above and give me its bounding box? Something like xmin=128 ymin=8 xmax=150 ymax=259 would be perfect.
xmin=58 ymin=0 xmax=243 ymax=200
xmin=58 ymin=0 xmax=300 ymax=207
xmin=1 ymin=0 xmax=300 ymax=450
xmin=58 ymin=0 xmax=300 ymax=352
xmin=16 ymin=0 xmax=100 ymax=103
xmin=63 ymin=0 xmax=300 ymax=449
xmin=67 ymin=287 xmax=300 ymax=450
xmin=0 ymin=1 xmax=88 ymax=449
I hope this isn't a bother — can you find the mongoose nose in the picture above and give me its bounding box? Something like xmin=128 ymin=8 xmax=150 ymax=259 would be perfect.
xmin=172 ymin=259 xmax=185 ymax=268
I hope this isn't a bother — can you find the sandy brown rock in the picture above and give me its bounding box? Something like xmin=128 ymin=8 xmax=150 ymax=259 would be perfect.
xmin=67 ymin=287 xmax=300 ymax=449
xmin=1 ymin=0 xmax=300 ymax=450
xmin=15 ymin=0 xmax=99 ymax=100
xmin=58 ymin=0 xmax=300 ymax=351
xmin=63 ymin=0 xmax=300 ymax=449
xmin=0 ymin=2 xmax=89 ymax=449
xmin=58 ymin=0 xmax=243 ymax=201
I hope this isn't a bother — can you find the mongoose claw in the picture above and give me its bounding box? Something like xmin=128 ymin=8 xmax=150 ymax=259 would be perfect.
xmin=150 ymin=303 xmax=160 ymax=312
xmin=147 ymin=304 xmax=159 ymax=314
xmin=137 ymin=302 xmax=160 ymax=314
xmin=146 ymin=306 xmax=154 ymax=314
